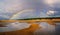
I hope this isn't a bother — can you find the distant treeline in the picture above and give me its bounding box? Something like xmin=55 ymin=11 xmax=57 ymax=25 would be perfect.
xmin=18 ymin=17 xmax=60 ymax=20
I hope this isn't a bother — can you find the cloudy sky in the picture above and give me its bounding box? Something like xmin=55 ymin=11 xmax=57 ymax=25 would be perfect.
xmin=0 ymin=0 xmax=60 ymax=20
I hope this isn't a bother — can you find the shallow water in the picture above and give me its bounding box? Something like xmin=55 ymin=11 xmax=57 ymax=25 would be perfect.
xmin=0 ymin=22 xmax=31 ymax=32
xmin=0 ymin=22 xmax=60 ymax=35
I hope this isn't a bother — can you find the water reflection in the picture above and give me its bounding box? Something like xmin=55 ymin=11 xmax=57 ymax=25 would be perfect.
xmin=55 ymin=22 xmax=60 ymax=35
xmin=0 ymin=22 xmax=31 ymax=32
xmin=34 ymin=22 xmax=55 ymax=35
xmin=0 ymin=21 xmax=60 ymax=35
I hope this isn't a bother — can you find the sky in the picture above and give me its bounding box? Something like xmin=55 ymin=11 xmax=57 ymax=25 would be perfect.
xmin=0 ymin=0 xmax=60 ymax=20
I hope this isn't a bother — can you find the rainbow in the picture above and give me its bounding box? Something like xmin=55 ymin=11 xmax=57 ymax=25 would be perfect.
xmin=10 ymin=9 xmax=34 ymax=19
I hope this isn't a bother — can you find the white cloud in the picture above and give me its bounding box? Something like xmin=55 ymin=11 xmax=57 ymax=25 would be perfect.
xmin=47 ymin=10 xmax=55 ymax=15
